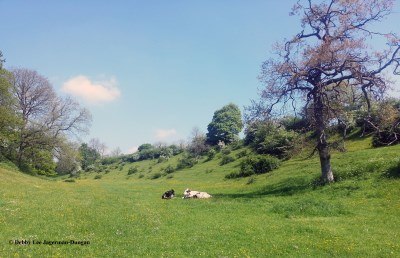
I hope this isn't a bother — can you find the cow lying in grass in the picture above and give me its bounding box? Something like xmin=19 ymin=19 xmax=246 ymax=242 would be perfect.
xmin=182 ymin=188 xmax=212 ymax=199
xmin=162 ymin=189 xmax=175 ymax=199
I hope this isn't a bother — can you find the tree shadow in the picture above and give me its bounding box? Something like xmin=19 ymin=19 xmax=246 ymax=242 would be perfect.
xmin=214 ymin=176 xmax=314 ymax=199
xmin=383 ymin=163 xmax=400 ymax=179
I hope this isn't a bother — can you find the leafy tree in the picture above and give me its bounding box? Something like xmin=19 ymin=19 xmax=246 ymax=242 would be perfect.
xmin=207 ymin=103 xmax=243 ymax=145
xmin=79 ymin=143 xmax=100 ymax=170
xmin=0 ymin=66 xmax=19 ymax=161
xmin=138 ymin=143 xmax=152 ymax=152
xmin=251 ymin=0 xmax=400 ymax=183
xmin=55 ymin=141 xmax=81 ymax=175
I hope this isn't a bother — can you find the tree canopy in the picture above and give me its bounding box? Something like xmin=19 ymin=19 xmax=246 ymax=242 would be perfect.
xmin=207 ymin=103 xmax=243 ymax=145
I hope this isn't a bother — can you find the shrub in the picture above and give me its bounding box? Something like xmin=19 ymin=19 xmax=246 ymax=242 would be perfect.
xmin=372 ymin=130 xmax=400 ymax=147
xmin=63 ymin=179 xmax=76 ymax=183
xmin=246 ymin=176 xmax=256 ymax=185
xmin=94 ymin=175 xmax=102 ymax=180
xmin=236 ymin=149 xmax=248 ymax=159
xmin=205 ymin=168 xmax=214 ymax=174
xmin=245 ymin=121 xmax=299 ymax=159
xmin=221 ymin=148 xmax=231 ymax=155
xmin=220 ymin=155 xmax=235 ymax=166
xmin=157 ymin=156 xmax=168 ymax=163
xmin=176 ymin=155 xmax=198 ymax=170
xmin=230 ymin=140 xmax=243 ymax=150
xmin=226 ymin=155 xmax=280 ymax=179
xmin=166 ymin=174 xmax=174 ymax=179
xmin=128 ymin=167 xmax=139 ymax=175
xmin=206 ymin=149 xmax=216 ymax=161
xmin=150 ymin=172 xmax=162 ymax=179
xmin=101 ymin=156 xmax=119 ymax=165
xmin=164 ymin=165 xmax=175 ymax=174
xmin=138 ymin=174 xmax=144 ymax=179
xmin=280 ymin=116 xmax=310 ymax=132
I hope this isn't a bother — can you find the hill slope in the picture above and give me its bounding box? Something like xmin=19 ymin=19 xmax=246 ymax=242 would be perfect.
xmin=1 ymin=138 xmax=400 ymax=257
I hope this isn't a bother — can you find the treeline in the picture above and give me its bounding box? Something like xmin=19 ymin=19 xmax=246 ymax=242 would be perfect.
xmin=1 ymin=49 xmax=399 ymax=178
xmin=81 ymin=96 xmax=400 ymax=180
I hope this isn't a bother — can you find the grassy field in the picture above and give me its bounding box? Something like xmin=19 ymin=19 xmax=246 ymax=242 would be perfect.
xmin=1 ymin=137 xmax=400 ymax=257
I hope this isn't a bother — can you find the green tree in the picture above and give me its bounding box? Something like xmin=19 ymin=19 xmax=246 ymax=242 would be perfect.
xmin=55 ymin=140 xmax=81 ymax=175
xmin=0 ymin=59 xmax=19 ymax=161
xmin=138 ymin=143 xmax=152 ymax=152
xmin=79 ymin=143 xmax=100 ymax=170
xmin=206 ymin=103 xmax=243 ymax=145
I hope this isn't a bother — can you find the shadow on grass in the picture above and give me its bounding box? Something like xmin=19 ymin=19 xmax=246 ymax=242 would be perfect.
xmin=215 ymin=177 xmax=313 ymax=199
xmin=384 ymin=162 xmax=400 ymax=179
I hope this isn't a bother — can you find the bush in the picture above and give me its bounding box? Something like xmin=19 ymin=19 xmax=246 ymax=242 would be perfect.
xmin=205 ymin=168 xmax=214 ymax=174
xmin=225 ymin=155 xmax=280 ymax=179
xmin=221 ymin=148 xmax=231 ymax=155
xmin=176 ymin=154 xmax=198 ymax=170
xmin=220 ymin=155 xmax=235 ymax=165
xmin=150 ymin=172 xmax=162 ymax=179
xmin=63 ymin=179 xmax=76 ymax=183
xmin=164 ymin=165 xmax=175 ymax=174
xmin=128 ymin=167 xmax=139 ymax=175
xmin=236 ymin=149 xmax=248 ymax=159
xmin=101 ymin=156 xmax=119 ymax=165
xmin=372 ymin=130 xmax=400 ymax=147
xmin=230 ymin=140 xmax=243 ymax=150
xmin=280 ymin=116 xmax=310 ymax=132
xmin=245 ymin=121 xmax=299 ymax=159
xmin=206 ymin=149 xmax=216 ymax=161
xmin=246 ymin=176 xmax=256 ymax=185
xmin=94 ymin=175 xmax=102 ymax=180
xmin=157 ymin=156 xmax=168 ymax=163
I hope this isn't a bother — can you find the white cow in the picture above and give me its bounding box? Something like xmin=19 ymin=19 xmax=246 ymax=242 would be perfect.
xmin=182 ymin=188 xmax=212 ymax=199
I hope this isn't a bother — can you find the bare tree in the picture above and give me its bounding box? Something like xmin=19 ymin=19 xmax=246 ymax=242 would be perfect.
xmin=253 ymin=0 xmax=400 ymax=183
xmin=187 ymin=127 xmax=209 ymax=157
xmin=89 ymin=138 xmax=107 ymax=158
xmin=110 ymin=147 xmax=122 ymax=157
xmin=10 ymin=68 xmax=92 ymax=168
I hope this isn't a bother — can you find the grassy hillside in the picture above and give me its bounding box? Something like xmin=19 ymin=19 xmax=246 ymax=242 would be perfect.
xmin=1 ymin=137 xmax=400 ymax=257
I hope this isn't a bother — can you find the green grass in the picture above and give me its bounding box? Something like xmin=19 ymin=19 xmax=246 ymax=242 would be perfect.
xmin=1 ymin=137 xmax=400 ymax=257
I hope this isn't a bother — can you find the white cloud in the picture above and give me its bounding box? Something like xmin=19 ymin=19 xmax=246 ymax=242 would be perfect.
xmin=155 ymin=129 xmax=178 ymax=141
xmin=62 ymin=75 xmax=120 ymax=104
xmin=126 ymin=146 xmax=138 ymax=154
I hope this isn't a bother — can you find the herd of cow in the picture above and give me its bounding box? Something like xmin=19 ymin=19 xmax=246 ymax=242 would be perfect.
xmin=162 ymin=189 xmax=212 ymax=199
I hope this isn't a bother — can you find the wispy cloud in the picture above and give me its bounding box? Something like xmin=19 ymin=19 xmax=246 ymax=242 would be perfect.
xmin=62 ymin=75 xmax=121 ymax=104
xmin=155 ymin=129 xmax=178 ymax=141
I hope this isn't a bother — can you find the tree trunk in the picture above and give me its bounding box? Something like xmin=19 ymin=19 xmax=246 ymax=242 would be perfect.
xmin=314 ymin=88 xmax=334 ymax=183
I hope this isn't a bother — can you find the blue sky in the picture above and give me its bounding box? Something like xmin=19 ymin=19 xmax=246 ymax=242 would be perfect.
xmin=1 ymin=0 xmax=399 ymax=154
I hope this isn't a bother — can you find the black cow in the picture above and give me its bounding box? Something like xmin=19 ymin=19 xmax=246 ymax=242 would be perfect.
xmin=162 ymin=189 xmax=175 ymax=199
